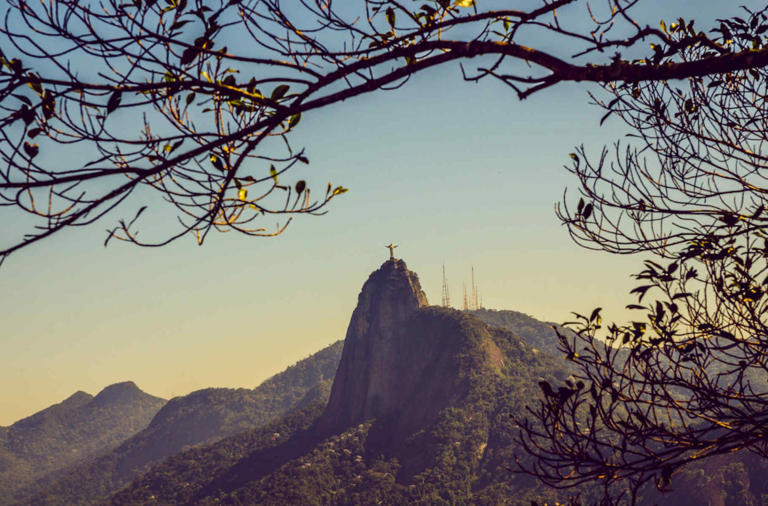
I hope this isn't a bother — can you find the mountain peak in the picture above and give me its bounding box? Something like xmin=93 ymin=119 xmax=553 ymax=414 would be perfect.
xmin=344 ymin=258 xmax=428 ymax=339
xmin=91 ymin=381 xmax=150 ymax=407
xmin=317 ymin=259 xmax=428 ymax=432
xmin=63 ymin=390 xmax=94 ymax=405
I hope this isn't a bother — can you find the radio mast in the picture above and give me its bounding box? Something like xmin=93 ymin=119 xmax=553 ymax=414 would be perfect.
xmin=441 ymin=264 xmax=451 ymax=307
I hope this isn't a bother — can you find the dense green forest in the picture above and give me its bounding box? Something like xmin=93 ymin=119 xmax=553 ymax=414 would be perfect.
xmin=639 ymin=451 xmax=768 ymax=505
xmin=469 ymin=309 xmax=564 ymax=354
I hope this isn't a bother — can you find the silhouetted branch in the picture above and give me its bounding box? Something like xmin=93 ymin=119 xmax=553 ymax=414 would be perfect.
xmin=520 ymin=7 xmax=768 ymax=504
xmin=3 ymin=0 xmax=768 ymax=263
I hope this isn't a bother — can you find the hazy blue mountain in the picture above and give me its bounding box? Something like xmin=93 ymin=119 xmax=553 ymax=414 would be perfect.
xmin=23 ymin=340 xmax=343 ymax=505
xmin=0 ymin=382 xmax=165 ymax=503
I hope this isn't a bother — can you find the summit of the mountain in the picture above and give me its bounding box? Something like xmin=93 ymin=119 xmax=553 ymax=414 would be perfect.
xmin=91 ymin=381 xmax=158 ymax=407
xmin=0 ymin=382 xmax=166 ymax=503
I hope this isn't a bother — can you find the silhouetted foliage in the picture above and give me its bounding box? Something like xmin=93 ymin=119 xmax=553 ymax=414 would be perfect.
xmin=2 ymin=1 xmax=768 ymax=264
xmin=518 ymin=6 xmax=768 ymax=505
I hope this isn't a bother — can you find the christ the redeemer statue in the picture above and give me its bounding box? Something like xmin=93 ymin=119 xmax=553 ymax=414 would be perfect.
xmin=386 ymin=243 xmax=398 ymax=260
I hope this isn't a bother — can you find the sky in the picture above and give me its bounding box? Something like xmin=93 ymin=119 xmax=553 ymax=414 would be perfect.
xmin=0 ymin=1 xmax=756 ymax=425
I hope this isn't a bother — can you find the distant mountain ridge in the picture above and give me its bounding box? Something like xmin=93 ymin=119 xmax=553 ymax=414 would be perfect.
xmin=469 ymin=308 xmax=563 ymax=354
xmin=116 ymin=262 xmax=763 ymax=505
xmin=22 ymin=340 xmax=344 ymax=505
xmin=0 ymin=381 xmax=165 ymax=503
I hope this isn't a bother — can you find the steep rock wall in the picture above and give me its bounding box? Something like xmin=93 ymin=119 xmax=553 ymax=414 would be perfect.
xmin=318 ymin=258 xmax=428 ymax=432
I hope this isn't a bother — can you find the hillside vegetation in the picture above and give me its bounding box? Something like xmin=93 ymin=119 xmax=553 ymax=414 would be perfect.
xmin=0 ymin=382 xmax=165 ymax=503
xmin=109 ymin=308 xmax=577 ymax=505
xmin=19 ymin=341 xmax=343 ymax=505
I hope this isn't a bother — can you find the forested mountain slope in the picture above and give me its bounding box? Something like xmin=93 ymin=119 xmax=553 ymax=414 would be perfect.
xmin=109 ymin=260 xmax=576 ymax=505
xmin=0 ymin=382 xmax=165 ymax=503
xmin=19 ymin=341 xmax=343 ymax=505
xmin=111 ymin=308 xmax=572 ymax=505
xmin=469 ymin=308 xmax=563 ymax=354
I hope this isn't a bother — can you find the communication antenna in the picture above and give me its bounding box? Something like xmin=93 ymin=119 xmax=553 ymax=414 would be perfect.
xmin=476 ymin=278 xmax=482 ymax=310
xmin=441 ymin=263 xmax=451 ymax=307
xmin=462 ymin=282 xmax=468 ymax=310
xmin=471 ymin=266 xmax=478 ymax=311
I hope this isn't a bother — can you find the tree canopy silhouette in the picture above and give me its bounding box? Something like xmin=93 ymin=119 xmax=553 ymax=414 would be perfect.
xmin=2 ymin=0 xmax=768 ymax=265
xmin=517 ymin=6 xmax=768 ymax=505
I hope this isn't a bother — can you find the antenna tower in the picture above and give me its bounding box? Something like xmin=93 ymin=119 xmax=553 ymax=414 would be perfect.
xmin=441 ymin=264 xmax=451 ymax=307
xmin=471 ymin=267 xmax=479 ymax=310
xmin=462 ymin=282 xmax=468 ymax=310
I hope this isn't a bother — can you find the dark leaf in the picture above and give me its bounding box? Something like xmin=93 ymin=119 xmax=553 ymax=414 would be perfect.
xmin=538 ymin=380 xmax=554 ymax=397
xmin=106 ymin=89 xmax=122 ymax=114
xmin=23 ymin=141 xmax=39 ymax=158
xmin=385 ymin=7 xmax=396 ymax=28
xmin=210 ymin=154 xmax=224 ymax=171
xmin=42 ymin=91 xmax=55 ymax=120
xmin=13 ymin=94 xmax=31 ymax=106
xmin=271 ymin=84 xmax=289 ymax=101
xmin=630 ymin=285 xmax=652 ymax=301
xmin=222 ymin=74 xmax=236 ymax=87
xmin=180 ymin=47 xmax=199 ymax=65
xmin=170 ymin=19 xmax=191 ymax=32
xmin=27 ymin=73 xmax=43 ymax=95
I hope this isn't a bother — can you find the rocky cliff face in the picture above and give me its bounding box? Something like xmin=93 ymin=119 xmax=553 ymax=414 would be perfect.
xmin=317 ymin=258 xmax=428 ymax=433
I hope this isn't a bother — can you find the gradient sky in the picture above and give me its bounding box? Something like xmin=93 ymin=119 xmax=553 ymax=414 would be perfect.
xmin=0 ymin=1 xmax=756 ymax=425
